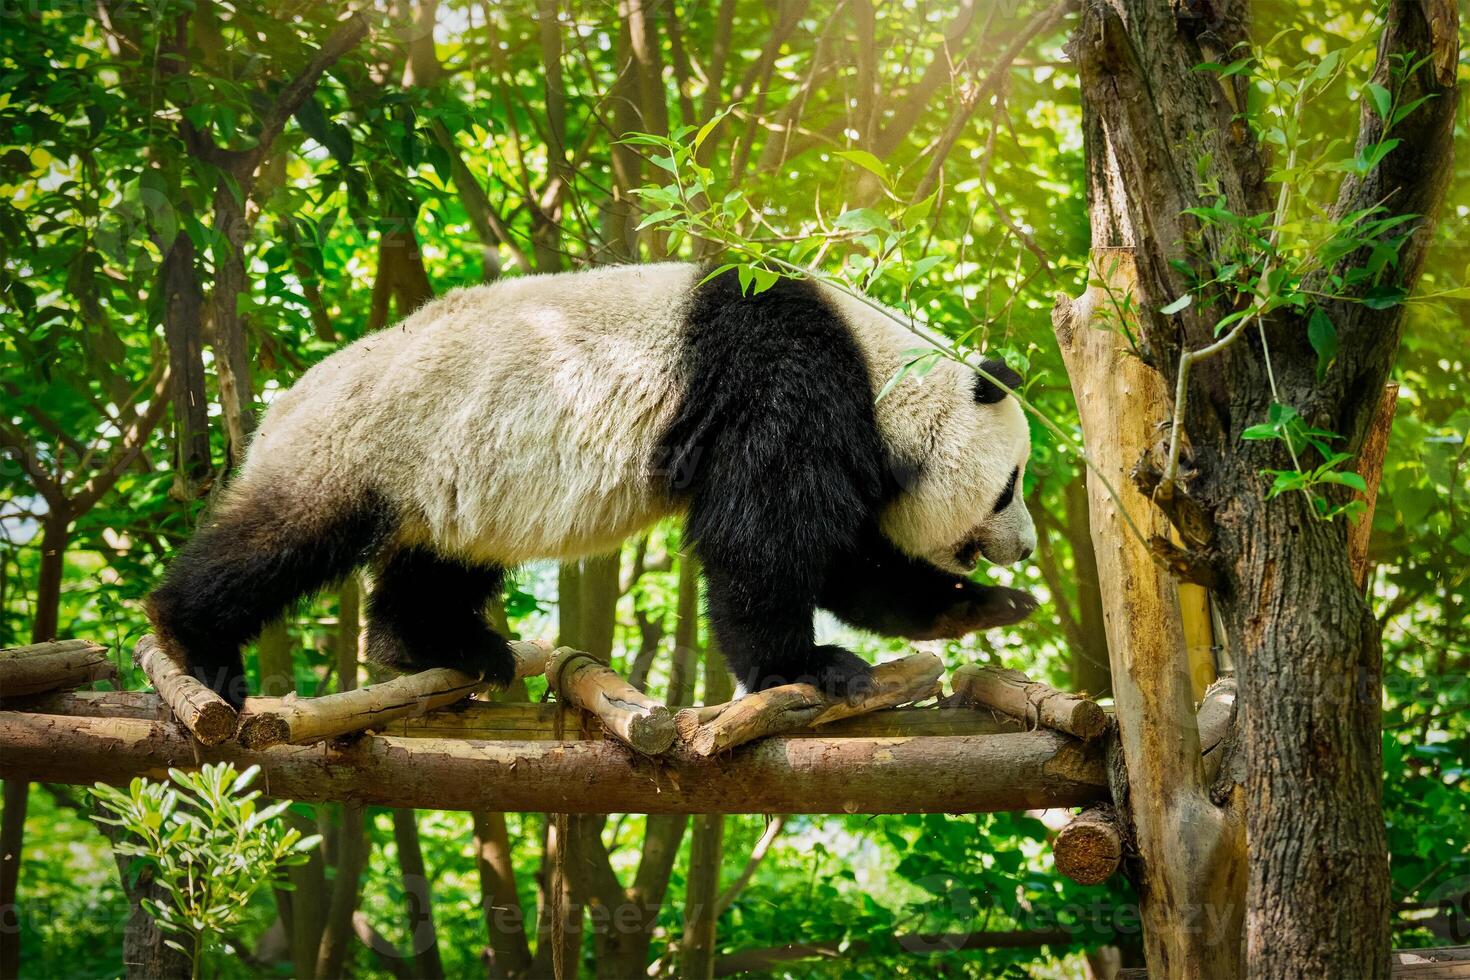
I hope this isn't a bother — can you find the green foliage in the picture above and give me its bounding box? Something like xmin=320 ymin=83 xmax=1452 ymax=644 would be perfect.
xmin=1161 ymin=34 xmax=1441 ymax=520
xmin=0 ymin=0 xmax=1465 ymax=975
xmin=90 ymin=765 xmax=319 ymax=977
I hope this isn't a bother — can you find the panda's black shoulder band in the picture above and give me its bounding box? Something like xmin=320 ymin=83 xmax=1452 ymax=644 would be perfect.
xmin=973 ymin=357 xmax=1022 ymax=404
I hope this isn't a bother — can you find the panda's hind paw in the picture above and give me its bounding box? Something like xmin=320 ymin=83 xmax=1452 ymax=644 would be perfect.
xmin=366 ymin=618 xmax=516 ymax=687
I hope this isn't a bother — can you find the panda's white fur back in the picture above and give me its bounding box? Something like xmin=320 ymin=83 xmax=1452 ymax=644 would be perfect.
xmin=236 ymin=262 xmax=1027 ymax=570
xmin=243 ymin=263 xmax=697 ymax=563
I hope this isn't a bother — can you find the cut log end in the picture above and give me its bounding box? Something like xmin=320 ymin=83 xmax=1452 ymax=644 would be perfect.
xmin=237 ymin=710 xmax=291 ymax=750
xmin=134 ymin=634 xmax=239 ymax=745
xmin=548 ymin=646 xmax=676 ymax=756
xmin=1064 ymin=700 xmax=1109 ymax=741
xmin=1053 ymin=805 xmax=1123 ymax=885
xmin=192 ymin=700 xmax=243 ymax=747
xmin=625 ymin=706 xmax=677 ymax=756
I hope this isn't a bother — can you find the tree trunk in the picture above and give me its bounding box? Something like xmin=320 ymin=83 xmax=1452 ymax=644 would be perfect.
xmin=1054 ymin=255 xmax=1245 ymax=977
xmin=392 ymin=810 xmax=445 ymax=980
xmin=98 ymin=819 xmax=191 ymax=980
xmin=210 ymin=185 xmax=255 ymax=466
xmin=159 ymin=231 xmax=211 ymax=496
xmin=1063 ymin=478 xmax=1112 ymax=697
xmin=0 ymin=511 xmax=69 ymax=977
xmin=472 ymin=811 xmax=533 ymax=978
xmin=315 ymin=587 xmax=365 ymax=979
xmin=0 ymin=781 xmax=24 ymax=980
xmin=682 ymin=649 xmax=735 ymax=979
xmin=1068 ymin=1 xmax=1458 ymax=975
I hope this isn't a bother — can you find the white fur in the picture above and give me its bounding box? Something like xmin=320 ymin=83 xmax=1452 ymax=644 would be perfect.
xmin=238 ymin=263 xmax=1033 ymax=570
xmin=815 ymin=284 xmax=1036 ymax=570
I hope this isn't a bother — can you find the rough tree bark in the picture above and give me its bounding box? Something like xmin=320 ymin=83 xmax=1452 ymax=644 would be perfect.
xmin=1065 ymin=1 xmax=1458 ymax=975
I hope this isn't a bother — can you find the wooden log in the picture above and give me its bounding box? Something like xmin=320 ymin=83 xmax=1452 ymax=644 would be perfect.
xmin=10 ymin=690 xmax=1025 ymax=741
xmin=0 ymin=640 xmax=115 ymax=698
xmin=950 ymin=664 xmax=1108 ymax=740
xmin=0 ymin=711 xmax=1108 ymax=815
xmin=1054 ymin=251 xmax=1245 ymax=973
xmin=134 ymin=634 xmax=238 ymax=746
xmin=674 ymin=652 xmax=944 ymax=757
xmin=237 ymin=639 xmax=552 ymax=748
xmin=545 ymin=646 xmax=674 ymax=755
xmin=1053 ymin=804 xmax=1123 ymax=885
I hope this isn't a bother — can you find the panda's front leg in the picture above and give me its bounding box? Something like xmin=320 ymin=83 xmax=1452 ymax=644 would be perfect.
xmin=818 ymin=532 xmax=1037 ymax=641
xmin=702 ymin=564 xmax=875 ymax=701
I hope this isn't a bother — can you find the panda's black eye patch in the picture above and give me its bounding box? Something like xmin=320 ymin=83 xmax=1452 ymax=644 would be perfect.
xmin=994 ymin=467 xmax=1019 ymax=512
xmin=974 ymin=358 xmax=1023 ymax=404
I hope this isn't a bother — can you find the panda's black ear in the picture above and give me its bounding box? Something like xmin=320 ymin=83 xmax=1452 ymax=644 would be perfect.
xmin=973 ymin=358 xmax=1022 ymax=404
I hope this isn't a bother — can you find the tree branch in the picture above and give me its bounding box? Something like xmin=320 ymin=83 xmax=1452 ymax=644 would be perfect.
xmin=911 ymin=0 xmax=1072 ymax=203
xmin=715 ymin=815 xmax=787 ymax=914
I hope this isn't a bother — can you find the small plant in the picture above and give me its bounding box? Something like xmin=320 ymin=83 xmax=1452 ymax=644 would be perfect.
xmin=91 ymin=763 xmax=320 ymax=979
xmin=1148 ymin=35 xmax=1435 ymax=519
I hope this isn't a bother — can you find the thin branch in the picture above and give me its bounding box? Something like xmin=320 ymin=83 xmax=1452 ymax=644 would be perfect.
xmin=71 ymin=363 xmax=170 ymax=515
xmin=911 ymin=0 xmax=1071 ymax=204
xmin=716 ymin=815 xmax=787 ymax=914
xmin=0 ymin=422 xmax=67 ymax=514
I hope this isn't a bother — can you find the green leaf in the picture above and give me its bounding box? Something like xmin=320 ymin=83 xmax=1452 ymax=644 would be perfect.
xmin=1361 ymin=284 xmax=1407 ymax=309
xmin=1356 ymin=138 xmax=1402 ymax=173
xmin=635 ymin=208 xmax=680 ymax=230
xmin=1365 ymin=82 xmax=1393 ymax=122
xmin=833 ymin=207 xmax=891 ymax=234
xmin=1307 ymin=307 xmax=1337 ymax=380
xmin=1390 ymin=94 xmax=1436 ymax=127
xmin=1240 ymin=422 xmax=1281 ymax=440
xmin=1159 ymin=294 xmax=1192 ymax=315
xmin=834 ymin=149 xmax=889 ymax=184
xmin=1318 ymin=470 xmax=1368 ymax=492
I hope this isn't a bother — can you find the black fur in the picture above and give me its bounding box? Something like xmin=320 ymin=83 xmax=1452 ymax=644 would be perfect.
xmin=660 ymin=269 xmax=1033 ymax=698
xmin=820 ymin=530 xmax=1038 ymax=639
xmin=146 ymin=491 xmax=394 ymax=709
xmin=974 ymin=357 xmax=1022 ymax=404
xmin=364 ymin=547 xmax=516 ymax=684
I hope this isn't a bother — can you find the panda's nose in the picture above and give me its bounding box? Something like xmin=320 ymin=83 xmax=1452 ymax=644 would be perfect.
xmin=1018 ymin=545 xmax=1033 ymax=562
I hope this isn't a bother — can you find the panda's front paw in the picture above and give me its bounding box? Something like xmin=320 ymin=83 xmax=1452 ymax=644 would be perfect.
xmin=924 ymin=584 xmax=1038 ymax=638
xmin=811 ymin=646 xmax=877 ymax=704
xmin=742 ymin=646 xmax=876 ymax=703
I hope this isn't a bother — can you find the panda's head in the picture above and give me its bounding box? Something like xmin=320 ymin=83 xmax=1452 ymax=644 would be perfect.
xmin=880 ymin=357 xmax=1037 ymax=575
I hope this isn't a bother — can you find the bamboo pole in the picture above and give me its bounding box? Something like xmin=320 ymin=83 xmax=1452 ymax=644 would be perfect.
xmin=674 ymin=652 xmax=944 ymax=757
xmin=0 ymin=711 xmax=1108 ymax=814
xmin=134 ymin=634 xmax=238 ymax=746
xmin=545 ymin=647 xmax=675 ymax=755
xmin=237 ymin=640 xmax=553 ymax=748
xmin=950 ymin=664 xmax=1108 ymax=740
xmin=0 ymin=640 xmax=114 ymax=699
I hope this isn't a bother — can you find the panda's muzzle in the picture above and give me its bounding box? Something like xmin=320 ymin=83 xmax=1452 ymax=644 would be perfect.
xmin=954 ymin=536 xmax=985 ymax=571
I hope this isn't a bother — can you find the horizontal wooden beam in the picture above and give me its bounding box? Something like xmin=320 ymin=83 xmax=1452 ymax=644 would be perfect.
xmin=0 ymin=710 xmax=1108 ymax=814
xmin=8 ymin=690 xmax=1028 ymax=741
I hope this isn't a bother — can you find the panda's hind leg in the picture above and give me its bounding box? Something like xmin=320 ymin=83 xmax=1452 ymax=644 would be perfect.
xmin=364 ymin=547 xmax=516 ymax=686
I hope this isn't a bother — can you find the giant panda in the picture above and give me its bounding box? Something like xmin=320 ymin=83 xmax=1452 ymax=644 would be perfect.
xmin=147 ymin=262 xmax=1038 ymax=708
